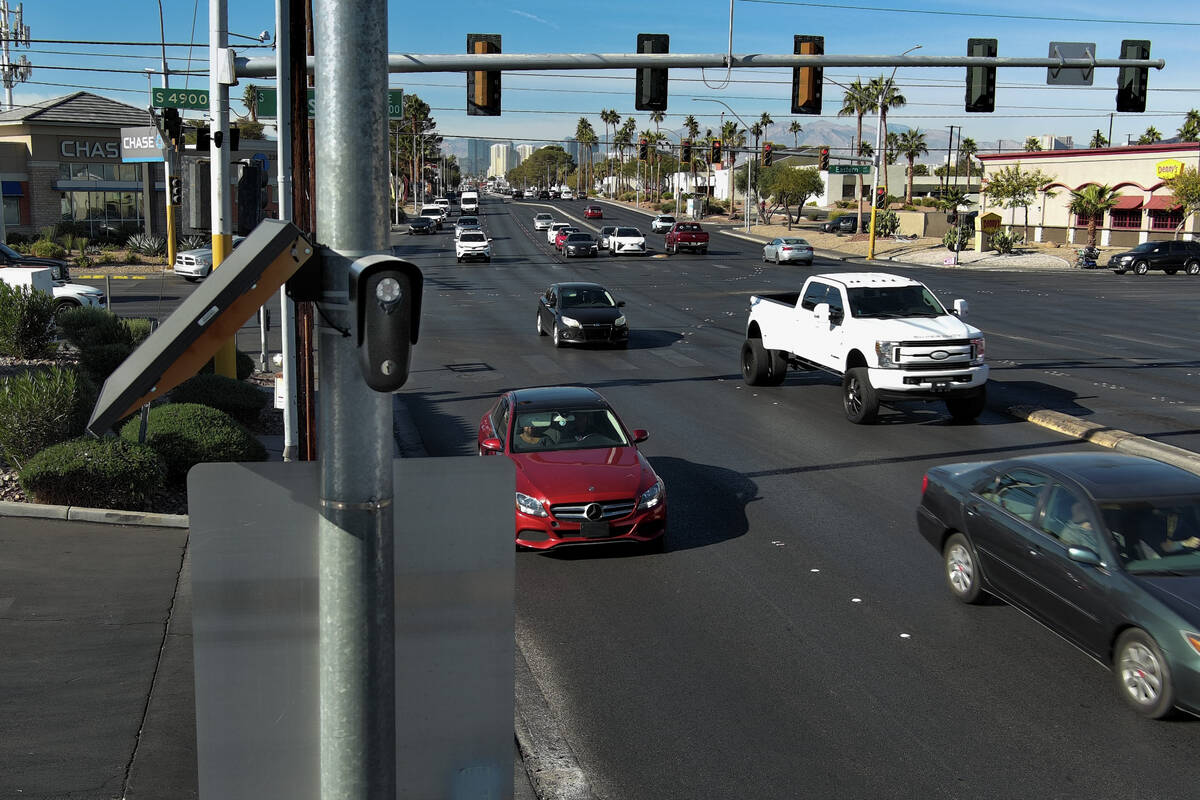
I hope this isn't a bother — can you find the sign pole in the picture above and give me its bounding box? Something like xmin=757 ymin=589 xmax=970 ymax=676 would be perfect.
xmin=209 ymin=0 xmax=236 ymax=378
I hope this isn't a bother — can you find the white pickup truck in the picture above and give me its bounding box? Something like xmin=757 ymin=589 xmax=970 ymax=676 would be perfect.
xmin=741 ymin=272 xmax=988 ymax=423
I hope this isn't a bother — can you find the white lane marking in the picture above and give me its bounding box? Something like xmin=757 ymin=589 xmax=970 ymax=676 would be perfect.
xmin=1101 ymin=332 xmax=1190 ymax=348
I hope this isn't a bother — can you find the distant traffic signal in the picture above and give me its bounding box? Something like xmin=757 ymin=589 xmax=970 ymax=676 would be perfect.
xmin=161 ymin=108 xmax=182 ymax=147
xmin=1116 ymin=39 xmax=1150 ymax=113
xmin=762 ymin=143 xmax=773 ymax=167
xmin=965 ymin=38 xmax=997 ymax=113
xmin=710 ymin=139 xmax=722 ymax=164
xmin=791 ymin=35 xmax=823 ymax=115
xmin=875 ymin=186 xmax=886 ymax=208
xmin=635 ymin=33 xmax=669 ymax=112
xmin=467 ymin=34 xmax=502 ymax=116
xmin=169 ymin=176 xmax=182 ymax=205
xmin=681 ymin=140 xmax=692 ymax=163
xmin=196 ymin=126 xmax=210 ymax=151
xmin=817 ymin=147 xmax=829 ymax=171
xmin=638 ymin=138 xmax=649 ymax=160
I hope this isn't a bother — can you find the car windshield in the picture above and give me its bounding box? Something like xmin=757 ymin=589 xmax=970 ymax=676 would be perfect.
xmin=536 ymin=214 xmax=552 ymax=220
xmin=600 ymin=227 xmax=616 ymax=234
xmin=458 ymin=217 xmax=479 ymax=226
xmin=676 ymin=224 xmax=701 ymax=232
xmin=560 ymin=287 xmax=616 ymax=308
xmin=615 ymin=227 xmax=641 ymax=237
xmin=658 ymin=216 xmax=675 ymax=222
xmin=460 ymin=233 xmax=487 ymax=243
xmin=510 ymin=408 xmax=630 ymax=453
xmin=1100 ymin=497 xmax=1200 ymax=574
xmin=847 ymin=285 xmax=947 ymax=318
xmin=566 ymin=234 xmax=594 ymax=243
xmin=1130 ymin=242 xmax=1157 ymax=253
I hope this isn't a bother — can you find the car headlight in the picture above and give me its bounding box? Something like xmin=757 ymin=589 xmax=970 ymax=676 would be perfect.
xmin=561 ymin=316 xmax=581 ymax=328
xmin=1120 ymin=255 xmax=1133 ymax=263
xmin=516 ymin=492 xmax=548 ymax=518
xmin=637 ymin=478 xmax=665 ymax=511
xmin=875 ymin=340 xmax=901 ymax=368
xmin=970 ymin=336 xmax=986 ymax=365
xmin=614 ymin=316 xmax=626 ymax=327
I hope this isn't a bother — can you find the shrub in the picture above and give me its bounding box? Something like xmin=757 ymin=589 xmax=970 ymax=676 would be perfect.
xmin=30 ymin=239 xmax=66 ymax=259
xmin=80 ymin=342 xmax=135 ymax=384
xmin=658 ymin=201 xmax=676 ymax=213
xmin=0 ymin=283 xmax=56 ymax=358
xmin=122 ymin=317 xmax=153 ymax=344
xmin=179 ymin=234 xmax=208 ymax=250
xmin=120 ymin=402 xmax=266 ymax=484
xmin=200 ymin=349 xmax=256 ymax=380
xmin=73 ymin=254 xmax=92 ymax=270
xmin=943 ymin=225 xmax=972 ymax=252
xmin=125 ymin=233 xmax=166 ymax=257
xmin=875 ymin=210 xmax=900 ymax=238
xmin=56 ymin=306 xmax=136 ymax=349
xmin=0 ymin=366 xmax=93 ymax=470
xmin=168 ymin=373 xmax=268 ymax=425
xmin=126 ymin=252 xmax=143 ymax=265
xmin=19 ymin=437 xmax=165 ymax=511
xmin=991 ymin=230 xmax=1020 ymax=255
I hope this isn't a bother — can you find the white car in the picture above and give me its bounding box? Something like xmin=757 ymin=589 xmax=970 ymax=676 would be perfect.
xmin=173 ymin=235 xmax=247 ymax=281
xmin=532 ymin=212 xmax=554 ymax=230
xmin=609 ymin=226 xmax=647 ymax=256
xmin=650 ymin=214 xmax=676 ymax=233
xmin=547 ymin=222 xmax=571 ymax=244
xmin=762 ymin=237 xmax=814 ymax=265
xmin=419 ymin=205 xmax=446 ymax=229
xmin=597 ymin=226 xmax=617 ymax=249
xmin=454 ymin=216 xmax=483 ymax=239
xmin=435 ymin=198 xmax=452 ymax=216
xmin=455 ymin=231 xmax=492 ymax=263
xmin=560 ymin=189 xmax=575 ymax=200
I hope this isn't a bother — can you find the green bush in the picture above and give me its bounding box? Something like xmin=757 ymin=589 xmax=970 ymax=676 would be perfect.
xmin=876 ymin=210 xmax=900 ymax=238
xmin=19 ymin=437 xmax=165 ymax=511
xmin=179 ymin=234 xmax=208 ymax=250
xmin=30 ymin=239 xmax=66 ymax=259
xmin=200 ymin=349 xmax=256 ymax=380
xmin=0 ymin=366 xmax=94 ymax=470
xmin=120 ymin=402 xmax=266 ymax=484
xmin=0 ymin=283 xmax=56 ymax=358
xmin=943 ymin=225 xmax=972 ymax=252
xmin=658 ymin=201 xmax=676 ymax=213
xmin=56 ymin=307 xmax=151 ymax=350
xmin=125 ymin=233 xmax=166 ymax=256
xmin=991 ymin=230 xmax=1020 ymax=255
xmin=80 ymin=342 xmax=135 ymax=385
xmin=169 ymin=373 xmax=268 ymax=425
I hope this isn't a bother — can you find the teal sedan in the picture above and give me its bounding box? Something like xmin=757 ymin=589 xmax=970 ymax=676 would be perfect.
xmin=917 ymin=451 xmax=1200 ymax=719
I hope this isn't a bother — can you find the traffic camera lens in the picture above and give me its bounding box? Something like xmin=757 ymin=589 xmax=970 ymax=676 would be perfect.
xmin=376 ymin=277 xmax=402 ymax=303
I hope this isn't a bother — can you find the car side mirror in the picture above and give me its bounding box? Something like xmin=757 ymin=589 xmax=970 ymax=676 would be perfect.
xmin=814 ymin=302 xmax=830 ymax=322
xmin=480 ymin=437 xmax=503 ymax=453
xmin=632 ymin=429 xmax=649 ymax=443
xmin=1067 ymin=547 xmax=1103 ymax=567
xmin=953 ymin=299 xmax=968 ymax=317
xmin=617 ymin=300 xmax=626 ymax=307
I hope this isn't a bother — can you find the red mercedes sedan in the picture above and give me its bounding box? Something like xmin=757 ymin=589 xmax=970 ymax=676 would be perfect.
xmin=478 ymin=386 xmax=667 ymax=551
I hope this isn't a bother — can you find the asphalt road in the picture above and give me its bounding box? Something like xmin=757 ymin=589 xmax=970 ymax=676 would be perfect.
xmin=395 ymin=194 xmax=1199 ymax=800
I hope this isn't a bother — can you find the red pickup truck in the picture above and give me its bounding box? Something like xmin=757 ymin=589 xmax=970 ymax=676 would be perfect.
xmin=664 ymin=222 xmax=709 ymax=255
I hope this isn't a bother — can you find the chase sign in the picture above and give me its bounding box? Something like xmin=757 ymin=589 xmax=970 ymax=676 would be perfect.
xmin=119 ymin=126 xmax=166 ymax=163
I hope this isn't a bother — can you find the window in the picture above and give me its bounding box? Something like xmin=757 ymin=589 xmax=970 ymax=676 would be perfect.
xmin=977 ymin=468 xmax=1047 ymax=522
xmin=800 ymin=282 xmax=832 ymax=311
xmin=1149 ymin=209 xmax=1183 ymax=231
xmin=1074 ymin=212 xmax=1102 ymax=229
xmin=1039 ymin=486 xmax=1098 ymax=551
xmin=1109 ymin=209 xmax=1142 ymax=229
xmin=492 ymin=399 xmax=510 ymax=446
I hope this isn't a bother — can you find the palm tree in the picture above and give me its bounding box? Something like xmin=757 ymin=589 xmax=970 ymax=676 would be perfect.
xmin=242 ymin=85 xmax=261 ymax=123
xmin=897 ymin=129 xmax=928 ymax=204
xmin=1089 ymin=130 xmax=1109 ymax=149
xmin=1024 ymin=136 xmax=1043 ymax=152
xmin=749 ymin=122 xmax=764 ymax=159
xmin=684 ymin=115 xmax=701 ymax=197
xmin=1179 ymin=109 xmax=1200 ymax=143
xmin=575 ymin=117 xmax=596 ymax=195
xmin=1137 ymin=126 xmax=1163 ymax=145
xmin=869 ymin=76 xmax=906 ymax=198
xmin=839 ymin=78 xmax=876 ymax=229
xmin=788 ymin=120 xmax=803 ymax=148
xmin=615 ymin=119 xmax=635 ymax=193
xmin=959 ymin=137 xmax=978 ymax=185
xmin=1067 ymin=184 xmax=1122 ymax=249
xmin=600 ymin=109 xmax=620 ymax=196
xmin=720 ymin=120 xmax=745 ymax=219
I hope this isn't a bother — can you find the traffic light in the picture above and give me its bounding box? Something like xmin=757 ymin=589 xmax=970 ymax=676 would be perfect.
xmin=228 ymin=125 xmax=240 ymax=152
xmin=259 ymin=166 xmax=270 ymax=214
xmin=639 ymin=138 xmax=649 ymax=161
xmin=162 ymin=108 xmax=182 ymax=148
xmin=965 ymin=38 xmax=997 ymax=113
xmin=467 ymin=34 xmax=502 ymax=116
xmin=196 ymin=126 xmax=210 ymax=151
xmin=169 ymin=176 xmax=182 ymax=206
xmin=762 ymin=143 xmax=773 ymax=167
xmin=635 ymin=33 xmax=669 ymax=112
xmin=681 ymin=140 xmax=692 ymax=163
xmin=1116 ymin=39 xmax=1150 ymax=113
xmin=791 ymin=35 xmax=823 ymax=115
xmin=874 ymin=186 xmax=886 ymax=208
xmin=710 ymin=139 xmax=722 ymax=164
xmin=817 ymin=147 xmax=829 ymax=171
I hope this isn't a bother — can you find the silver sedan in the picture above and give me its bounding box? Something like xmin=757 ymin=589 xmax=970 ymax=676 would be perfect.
xmin=762 ymin=236 xmax=814 ymax=265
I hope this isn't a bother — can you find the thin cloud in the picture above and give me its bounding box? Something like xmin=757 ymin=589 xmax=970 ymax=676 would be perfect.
xmin=508 ymin=9 xmax=559 ymax=29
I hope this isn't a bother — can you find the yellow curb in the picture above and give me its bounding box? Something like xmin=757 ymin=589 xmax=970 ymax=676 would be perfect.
xmin=75 ymin=274 xmax=149 ymax=280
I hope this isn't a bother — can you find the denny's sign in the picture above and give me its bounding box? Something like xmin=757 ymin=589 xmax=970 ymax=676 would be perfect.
xmin=1156 ymin=159 xmax=1185 ymax=180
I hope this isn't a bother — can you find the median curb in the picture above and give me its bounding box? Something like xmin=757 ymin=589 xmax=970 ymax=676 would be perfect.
xmin=0 ymin=499 xmax=189 ymax=528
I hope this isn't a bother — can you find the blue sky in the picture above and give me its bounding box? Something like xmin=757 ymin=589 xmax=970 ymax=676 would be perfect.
xmin=19 ymin=1 xmax=1200 ymax=151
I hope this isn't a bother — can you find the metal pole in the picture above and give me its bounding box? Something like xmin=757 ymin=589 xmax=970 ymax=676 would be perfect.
xmin=209 ymin=0 xmax=236 ymax=378
xmin=313 ymin=1 xmax=395 ymax=798
xmin=0 ymin=0 xmax=11 ymax=112
xmin=156 ymin=1 xmax=177 ymax=269
xmin=868 ymin=44 xmax=921 ymax=262
xmin=275 ymin=0 xmax=298 ymax=461
xmin=745 ymin=153 xmax=751 ymax=233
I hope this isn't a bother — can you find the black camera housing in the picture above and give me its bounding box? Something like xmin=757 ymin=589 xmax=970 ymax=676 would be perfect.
xmin=347 ymin=255 xmax=423 ymax=392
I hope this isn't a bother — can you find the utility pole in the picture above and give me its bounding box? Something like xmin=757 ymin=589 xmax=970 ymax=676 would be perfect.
xmin=313 ymin=0 xmax=396 ymax=796
xmin=275 ymin=0 xmax=298 ymax=461
xmin=289 ymin=0 xmax=317 ymax=461
xmin=0 ymin=1 xmax=31 ymax=112
xmin=868 ymin=44 xmax=922 ymax=262
xmin=209 ymin=0 xmax=236 ymax=378
xmin=155 ymin=1 xmax=179 ymax=269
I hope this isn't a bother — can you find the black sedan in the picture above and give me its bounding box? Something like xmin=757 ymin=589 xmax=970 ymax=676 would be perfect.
xmin=562 ymin=232 xmax=599 ymax=258
xmin=917 ymin=451 xmax=1200 ymax=718
xmin=407 ymin=216 xmax=436 ymax=235
xmin=535 ymin=282 xmax=629 ymax=348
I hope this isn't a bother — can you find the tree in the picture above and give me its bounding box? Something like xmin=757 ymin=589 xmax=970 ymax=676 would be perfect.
xmin=614 ymin=118 xmax=635 ymax=193
xmin=1179 ymin=109 xmax=1200 ymax=143
xmin=1089 ymin=130 xmax=1109 ymax=149
xmin=720 ymin=120 xmax=746 ymax=219
xmin=838 ymin=78 xmax=876 ymax=231
xmin=506 ymin=145 xmax=573 ymax=191
xmin=868 ymin=76 xmax=906 ymax=197
xmin=575 ymin=117 xmax=596 ymax=195
xmin=1137 ymin=126 xmax=1163 ymax=145
xmin=1024 ymin=136 xmax=1043 ymax=152
xmin=1067 ymin=184 xmax=1122 ymax=248
xmin=600 ymin=109 xmax=620 ymax=196
xmin=939 ymin=187 xmax=972 ymax=223
xmin=239 ymin=120 xmax=266 ymax=140
xmin=1163 ymin=166 xmax=1200 ymax=237
xmin=760 ymin=165 xmax=824 ymax=229
xmin=959 ymin=137 xmax=978 ymax=185
xmin=982 ymin=162 xmax=1056 ymax=241
xmin=390 ymin=93 xmax=442 ymax=206
xmin=897 ymin=129 xmax=928 ymax=204
xmin=683 ymin=114 xmax=701 ymax=196
xmin=242 ymin=84 xmax=261 ymax=123
xmin=788 ymin=120 xmax=803 ymax=148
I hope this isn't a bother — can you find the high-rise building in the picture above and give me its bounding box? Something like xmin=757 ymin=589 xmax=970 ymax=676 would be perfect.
xmin=488 ymin=142 xmax=516 ymax=178
xmin=516 ymin=144 xmax=536 ymax=164
xmin=467 ymin=138 xmax=498 ymax=176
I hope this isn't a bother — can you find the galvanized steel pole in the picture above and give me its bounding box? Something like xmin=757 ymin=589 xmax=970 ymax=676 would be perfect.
xmin=209 ymin=0 xmax=236 ymax=378
xmin=313 ymin=1 xmax=395 ymax=798
xmin=275 ymin=0 xmax=298 ymax=461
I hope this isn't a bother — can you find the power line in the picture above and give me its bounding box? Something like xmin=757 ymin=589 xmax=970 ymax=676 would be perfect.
xmin=737 ymin=0 xmax=1200 ymax=26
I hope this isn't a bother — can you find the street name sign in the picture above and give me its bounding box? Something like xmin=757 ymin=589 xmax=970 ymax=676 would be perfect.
xmin=829 ymin=164 xmax=871 ymax=174
xmin=151 ymin=87 xmax=210 ymax=111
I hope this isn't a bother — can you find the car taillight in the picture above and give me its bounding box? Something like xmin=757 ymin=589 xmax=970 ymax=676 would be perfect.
xmin=921 ymin=474 xmax=929 ymax=495
xmin=781 ymin=247 xmax=792 ymax=251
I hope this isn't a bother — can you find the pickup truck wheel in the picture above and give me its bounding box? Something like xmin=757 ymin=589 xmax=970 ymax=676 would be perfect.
xmin=945 ymin=388 xmax=987 ymax=423
xmin=53 ymin=299 xmax=81 ymax=317
xmin=765 ymin=349 xmax=788 ymax=385
xmin=1187 ymin=260 xmax=1200 ymax=276
xmin=842 ymin=367 xmax=879 ymax=424
xmin=1133 ymin=260 xmax=1149 ymax=275
xmin=700 ymin=247 xmax=707 ymax=255
xmin=740 ymin=339 xmax=771 ymax=385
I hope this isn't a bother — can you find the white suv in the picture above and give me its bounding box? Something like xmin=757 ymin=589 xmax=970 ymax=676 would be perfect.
xmin=420 ymin=205 xmax=446 ymax=229
xmin=532 ymin=212 xmax=553 ymax=230
xmin=455 ymin=231 xmax=491 ymax=263
xmin=651 ymin=214 xmax=676 ymax=233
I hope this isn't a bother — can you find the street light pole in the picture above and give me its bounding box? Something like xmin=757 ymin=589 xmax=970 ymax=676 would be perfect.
xmin=693 ymin=98 xmax=753 ymax=232
xmin=867 ymin=44 xmax=921 ymax=261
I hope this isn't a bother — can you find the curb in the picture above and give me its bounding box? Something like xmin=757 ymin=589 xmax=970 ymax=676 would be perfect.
xmin=0 ymin=499 xmax=189 ymax=528
xmin=514 ymin=644 xmax=596 ymax=800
